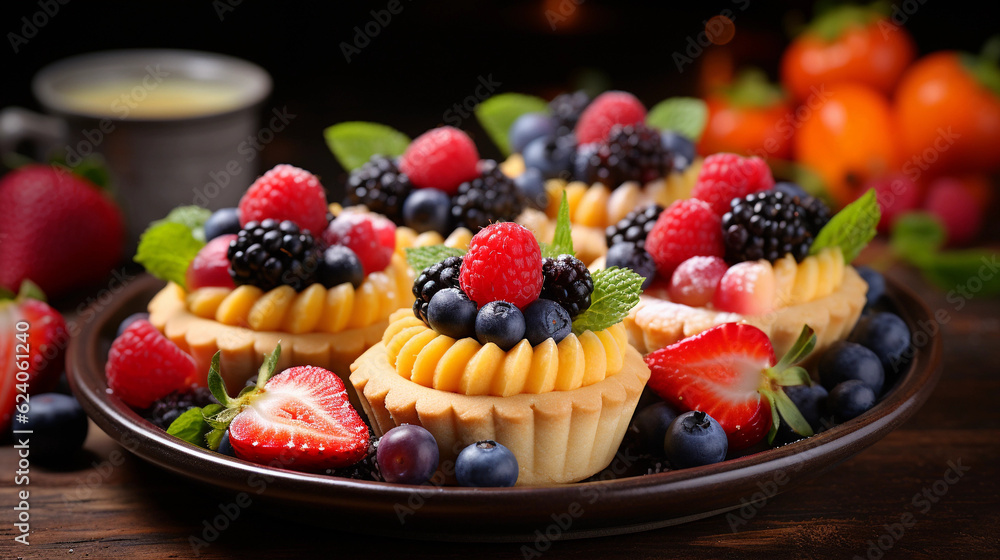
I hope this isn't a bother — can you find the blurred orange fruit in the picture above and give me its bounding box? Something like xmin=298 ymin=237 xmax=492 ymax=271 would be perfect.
xmin=699 ymin=70 xmax=795 ymax=160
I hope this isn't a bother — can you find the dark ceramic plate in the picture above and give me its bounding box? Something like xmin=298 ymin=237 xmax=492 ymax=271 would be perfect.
xmin=67 ymin=274 xmax=941 ymax=542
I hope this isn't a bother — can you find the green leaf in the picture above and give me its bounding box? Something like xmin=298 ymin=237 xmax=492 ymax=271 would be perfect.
xmin=16 ymin=280 xmax=47 ymax=303
xmin=206 ymin=428 xmax=226 ymax=452
xmin=405 ymin=246 xmax=466 ymax=273
xmin=646 ymin=97 xmax=708 ymax=142
xmin=890 ymin=212 xmax=945 ymax=265
xmin=809 ymin=188 xmax=879 ymax=262
xmin=765 ymin=393 xmax=780 ymax=446
xmin=773 ymin=389 xmax=815 ymax=438
xmin=915 ymin=250 xmax=1000 ymax=297
xmin=134 ymin=221 xmax=206 ymax=290
xmin=49 ymin=153 xmax=113 ymax=191
xmin=775 ymin=366 xmax=812 ymax=387
xmin=571 ymin=267 xmax=644 ymax=335
xmin=158 ymin=206 xmax=212 ymax=243
xmin=474 ymin=93 xmax=550 ymax=156
xmin=541 ymin=191 xmax=573 ymax=258
xmin=166 ymin=407 xmax=211 ymax=448
xmin=206 ymin=352 xmax=235 ymax=408
xmin=772 ymin=325 xmax=816 ymax=372
xmin=256 ymin=343 xmax=282 ymax=387
xmin=201 ymin=404 xmax=227 ymax=431
xmin=323 ymin=122 xmax=411 ymax=172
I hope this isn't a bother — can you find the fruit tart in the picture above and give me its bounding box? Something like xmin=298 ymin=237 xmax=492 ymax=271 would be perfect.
xmin=135 ymin=164 xmax=414 ymax=395
xmin=474 ymin=90 xmax=708 ymax=264
xmin=592 ymin=172 xmax=876 ymax=359
xmin=350 ymin=205 xmax=651 ymax=485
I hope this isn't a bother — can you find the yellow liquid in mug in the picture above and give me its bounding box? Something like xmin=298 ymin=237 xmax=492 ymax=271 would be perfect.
xmin=59 ymin=78 xmax=244 ymax=119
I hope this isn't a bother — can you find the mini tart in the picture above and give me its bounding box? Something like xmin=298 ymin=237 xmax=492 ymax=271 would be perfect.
xmin=148 ymin=254 xmax=415 ymax=394
xmin=504 ymin=154 xmax=702 ymax=264
xmin=350 ymin=312 xmax=651 ymax=486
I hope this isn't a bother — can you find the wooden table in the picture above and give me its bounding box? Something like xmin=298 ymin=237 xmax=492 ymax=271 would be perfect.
xmin=2 ymin=264 xmax=998 ymax=560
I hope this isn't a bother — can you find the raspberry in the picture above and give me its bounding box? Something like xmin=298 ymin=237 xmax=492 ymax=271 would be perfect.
xmin=646 ymin=199 xmax=725 ymax=278
xmin=450 ymin=160 xmax=527 ymax=232
xmin=459 ymin=222 xmax=543 ymax=309
xmin=605 ymin=203 xmax=664 ymax=248
xmin=690 ymin=154 xmax=775 ymax=216
xmin=583 ymin=124 xmax=672 ymax=188
xmin=105 ymin=320 xmax=196 ymax=409
xmin=345 ymin=155 xmax=413 ymax=223
xmin=923 ymin=178 xmax=983 ymax=246
xmin=540 ymin=254 xmax=594 ymax=317
xmin=412 ymin=256 xmax=464 ymax=324
xmin=399 ymin=126 xmax=480 ymax=195
xmin=322 ymin=212 xmax=396 ymax=276
xmin=721 ymin=190 xmax=819 ymax=263
xmin=712 ymin=261 xmax=776 ymax=315
xmin=238 ymin=164 xmax=329 ymax=236
xmin=574 ymin=91 xmax=647 ymax=145
xmin=228 ymin=220 xmax=321 ymax=291
xmin=668 ymin=256 xmax=728 ymax=307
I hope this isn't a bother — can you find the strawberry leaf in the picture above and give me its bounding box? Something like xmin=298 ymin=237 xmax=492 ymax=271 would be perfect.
xmin=646 ymin=97 xmax=708 ymax=142
xmin=206 ymin=352 xmax=235 ymax=408
xmin=541 ymin=191 xmax=573 ymax=258
xmin=405 ymin=245 xmax=466 ymax=273
xmin=571 ymin=267 xmax=644 ymax=335
xmin=474 ymin=93 xmax=550 ymax=156
xmin=765 ymin=393 xmax=780 ymax=446
xmin=166 ymin=407 xmax=212 ymax=448
xmin=809 ymin=188 xmax=879 ymax=262
xmin=206 ymin=427 xmax=226 ymax=451
xmin=16 ymin=280 xmax=46 ymax=303
xmin=324 ymin=122 xmax=411 ymax=172
xmin=773 ymin=388 xmax=815 ymax=438
xmin=775 ymin=366 xmax=812 ymax=387
xmin=772 ymin=325 xmax=816 ymax=372
xmin=256 ymin=343 xmax=282 ymax=387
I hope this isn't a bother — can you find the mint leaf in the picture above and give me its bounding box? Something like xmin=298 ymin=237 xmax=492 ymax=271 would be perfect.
xmin=158 ymin=206 xmax=212 ymax=243
xmin=474 ymin=93 xmax=549 ymax=156
xmin=809 ymin=188 xmax=879 ymax=262
xmin=405 ymin=246 xmax=466 ymax=273
xmin=571 ymin=267 xmax=644 ymax=335
xmin=166 ymin=407 xmax=211 ymax=448
xmin=890 ymin=212 xmax=945 ymax=265
xmin=134 ymin=221 xmax=206 ymax=290
xmin=541 ymin=191 xmax=573 ymax=258
xmin=646 ymin=97 xmax=708 ymax=142
xmin=324 ymin=122 xmax=411 ymax=172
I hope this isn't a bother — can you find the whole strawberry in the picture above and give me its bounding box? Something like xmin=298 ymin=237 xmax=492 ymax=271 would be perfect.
xmin=0 ymin=281 xmax=69 ymax=432
xmin=238 ymin=164 xmax=329 ymax=236
xmin=0 ymin=165 xmax=124 ymax=299
xmin=690 ymin=153 xmax=775 ymax=216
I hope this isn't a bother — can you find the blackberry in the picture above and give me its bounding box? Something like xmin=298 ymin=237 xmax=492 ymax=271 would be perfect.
xmin=583 ymin=123 xmax=673 ymax=188
xmin=412 ymin=256 xmax=464 ymax=325
xmin=722 ymin=190 xmax=821 ymax=264
xmin=549 ymin=90 xmax=591 ymax=136
xmin=344 ymin=155 xmax=413 ymax=223
xmin=228 ymin=219 xmax=321 ymax=292
xmin=605 ymin=204 xmax=664 ymax=248
xmin=450 ymin=160 xmax=527 ymax=232
xmin=326 ymin=429 xmax=382 ymax=481
xmin=540 ymin=254 xmax=594 ymax=317
xmin=145 ymin=388 xmax=217 ymax=429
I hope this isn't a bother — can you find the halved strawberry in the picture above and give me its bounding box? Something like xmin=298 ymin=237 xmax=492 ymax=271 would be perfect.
xmin=644 ymin=323 xmax=816 ymax=449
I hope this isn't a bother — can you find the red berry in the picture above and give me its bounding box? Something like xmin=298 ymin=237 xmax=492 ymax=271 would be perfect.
xmin=459 ymin=222 xmax=543 ymax=309
xmin=238 ymin=164 xmax=328 ymax=236
xmin=574 ymin=91 xmax=647 ymax=144
xmin=186 ymin=234 xmax=237 ymax=291
xmin=690 ymin=153 xmax=775 ymax=216
xmin=646 ymin=199 xmax=725 ymax=278
xmin=712 ymin=261 xmax=776 ymax=315
xmin=865 ymin=174 xmax=921 ymax=233
xmin=923 ymin=177 xmax=983 ymax=246
xmin=105 ymin=320 xmax=195 ymax=408
xmin=322 ymin=213 xmax=396 ymax=275
xmin=668 ymin=256 xmax=728 ymax=307
xmin=399 ymin=127 xmax=480 ymax=195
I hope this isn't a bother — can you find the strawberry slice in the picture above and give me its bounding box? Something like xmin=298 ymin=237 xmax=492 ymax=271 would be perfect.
xmin=644 ymin=323 xmax=816 ymax=449
xmin=223 ymin=363 xmax=369 ymax=471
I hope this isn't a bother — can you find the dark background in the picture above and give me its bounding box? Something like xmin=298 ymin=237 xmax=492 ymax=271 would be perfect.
xmin=2 ymin=0 xmax=999 ymax=199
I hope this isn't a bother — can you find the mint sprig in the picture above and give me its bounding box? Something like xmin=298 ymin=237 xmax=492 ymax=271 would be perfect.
xmin=405 ymin=245 xmax=467 ymax=273
xmin=540 ymin=191 xmax=573 ymax=258
xmin=159 ymin=205 xmax=212 ymax=242
xmin=646 ymin=97 xmax=708 ymax=142
xmin=474 ymin=93 xmax=549 ymax=156
xmin=809 ymin=188 xmax=879 ymax=262
xmin=134 ymin=221 xmax=205 ymax=290
xmin=166 ymin=403 xmax=223 ymax=448
xmin=571 ymin=267 xmax=644 ymax=335
xmin=324 ymin=121 xmax=411 ymax=172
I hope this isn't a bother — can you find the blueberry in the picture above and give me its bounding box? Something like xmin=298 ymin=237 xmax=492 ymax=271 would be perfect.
xmin=856 ymin=266 xmax=886 ymax=307
xmin=475 ymin=301 xmax=526 ymax=351
xmin=514 ymin=168 xmax=549 ymax=211
xmin=660 ymin=131 xmax=696 ymax=171
xmin=427 ymin=288 xmax=478 ymax=339
xmin=773 ymin=182 xmax=810 ymax=200
xmin=376 ymin=424 xmax=440 ymax=485
xmin=663 ymin=410 xmax=728 ymax=469
xmin=17 ymin=393 xmax=88 ymax=465
xmin=572 ymin=142 xmax=598 ymax=181
xmin=605 ymin=242 xmax=656 ymax=290
xmin=117 ymin=312 xmax=149 ymax=337
xmin=522 ymin=299 xmax=571 ymax=346
xmin=818 ymin=341 xmax=885 ymax=395
xmin=631 ymin=402 xmax=679 ymax=455
xmin=509 ymin=113 xmax=557 ymax=154
xmin=826 ymin=380 xmax=876 ymax=423
xmin=783 ymin=383 xmax=830 ymax=432
xmin=217 ymin=430 xmax=236 ymax=457
xmin=455 ymin=440 xmax=519 ymax=487
xmin=402 ymin=188 xmax=452 ymax=234
xmin=318 ymin=245 xmax=364 ymax=289
xmin=849 ymin=312 xmax=912 ymax=377
xmin=203 ymin=207 xmax=242 ymax=240
xmin=523 ymin=135 xmax=575 ymax=180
